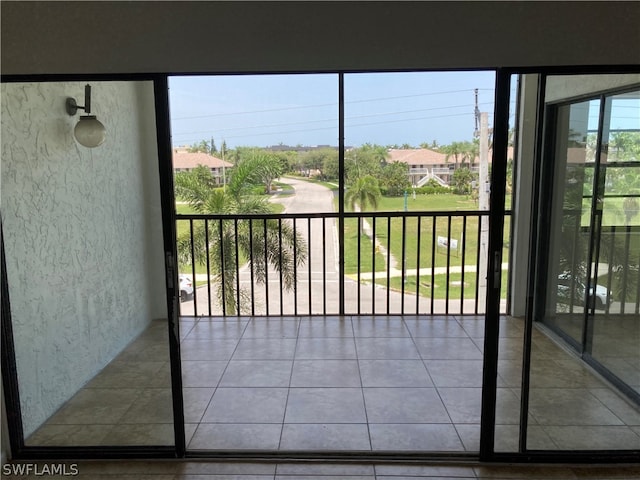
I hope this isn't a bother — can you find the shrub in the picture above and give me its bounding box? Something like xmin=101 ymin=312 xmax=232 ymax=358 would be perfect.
xmin=413 ymin=185 xmax=450 ymax=195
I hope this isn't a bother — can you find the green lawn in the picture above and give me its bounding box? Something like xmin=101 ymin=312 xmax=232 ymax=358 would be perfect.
xmin=344 ymin=193 xmax=512 ymax=273
xmin=377 ymin=194 xmax=478 ymax=212
xmin=375 ymin=269 xmax=509 ymax=300
xmin=343 ymin=218 xmax=387 ymax=274
xmin=175 ymin=189 xmax=515 ymax=300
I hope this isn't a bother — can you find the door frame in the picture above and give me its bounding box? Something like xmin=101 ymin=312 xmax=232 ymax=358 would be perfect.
xmin=508 ymin=71 xmax=640 ymax=463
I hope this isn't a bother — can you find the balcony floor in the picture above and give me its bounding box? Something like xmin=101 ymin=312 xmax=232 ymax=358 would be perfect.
xmin=26 ymin=315 xmax=640 ymax=453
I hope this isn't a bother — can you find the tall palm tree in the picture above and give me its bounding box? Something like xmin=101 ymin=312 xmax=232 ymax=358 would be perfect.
xmin=345 ymin=175 xmax=382 ymax=231
xmin=175 ymin=156 xmax=306 ymax=314
xmin=441 ymin=141 xmax=466 ymax=170
xmin=461 ymin=139 xmax=480 ymax=166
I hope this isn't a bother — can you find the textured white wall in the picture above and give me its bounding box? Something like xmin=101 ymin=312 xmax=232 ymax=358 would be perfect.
xmin=1 ymin=81 xmax=166 ymax=436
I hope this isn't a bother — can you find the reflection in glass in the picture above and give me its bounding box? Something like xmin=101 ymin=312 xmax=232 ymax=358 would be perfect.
xmin=543 ymin=99 xmax=600 ymax=346
xmin=590 ymin=90 xmax=640 ymax=396
xmin=530 ymin=78 xmax=640 ymax=451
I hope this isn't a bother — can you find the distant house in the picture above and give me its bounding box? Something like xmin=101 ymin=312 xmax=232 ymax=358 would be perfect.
xmin=387 ymin=148 xmax=466 ymax=187
xmin=388 ymin=147 xmax=512 ymax=187
xmin=173 ymin=151 xmax=233 ymax=185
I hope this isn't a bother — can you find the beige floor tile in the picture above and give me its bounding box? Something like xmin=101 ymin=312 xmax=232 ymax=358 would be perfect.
xmin=25 ymin=424 xmax=114 ymax=446
xmin=181 ymin=361 xmax=228 ymax=387
xmin=369 ymin=423 xmax=464 ymax=451
xmin=100 ymin=423 xmax=175 ymax=445
xmin=291 ymin=359 xmax=361 ymax=387
xmin=46 ymin=388 xmax=142 ymax=425
xmin=276 ymin=463 xmax=373 ymax=475
xmin=189 ymin=423 xmax=282 ymax=450
xmin=543 ymin=425 xmax=640 ymax=450
xmin=201 ymin=387 xmax=288 ymax=423
xmin=285 ymin=388 xmax=366 ymax=423
xmin=119 ymin=388 xmax=174 ymax=424
xmin=359 ymin=359 xmax=433 ymax=387
xmin=375 ymin=463 xmax=476 ymax=477
xmin=280 ymin=423 xmax=371 ymax=450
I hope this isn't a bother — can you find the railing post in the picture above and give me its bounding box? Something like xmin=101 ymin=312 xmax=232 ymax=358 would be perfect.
xmin=205 ymin=219 xmax=211 ymax=316
xmin=338 ymin=73 xmax=345 ymax=316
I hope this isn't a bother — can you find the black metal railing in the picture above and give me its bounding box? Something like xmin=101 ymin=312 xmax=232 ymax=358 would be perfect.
xmin=176 ymin=210 xmax=512 ymax=317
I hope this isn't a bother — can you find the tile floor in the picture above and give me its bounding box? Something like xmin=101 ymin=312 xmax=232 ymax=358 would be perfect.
xmin=24 ymin=315 xmax=640 ymax=453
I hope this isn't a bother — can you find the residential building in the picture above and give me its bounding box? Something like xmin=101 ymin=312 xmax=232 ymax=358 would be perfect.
xmin=388 ymin=147 xmax=514 ymax=187
xmin=173 ymin=151 xmax=232 ymax=184
xmin=388 ymin=148 xmax=460 ymax=186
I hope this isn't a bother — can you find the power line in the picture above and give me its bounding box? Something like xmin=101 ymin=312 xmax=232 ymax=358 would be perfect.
xmin=171 ymin=102 xmax=495 ymax=138
xmin=175 ymin=111 xmax=478 ymax=142
xmin=171 ymin=88 xmax=491 ymax=121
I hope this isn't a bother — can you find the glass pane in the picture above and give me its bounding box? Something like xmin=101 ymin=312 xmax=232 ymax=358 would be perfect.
xmin=343 ymin=71 xmax=496 ymax=316
xmin=542 ymin=99 xmax=600 ymax=345
xmin=494 ymin=74 xmax=532 ymax=452
xmin=590 ymin=90 xmax=640 ymax=397
xmin=529 ymin=76 xmax=640 ymax=451
xmin=169 ymin=74 xmax=338 ymax=318
xmin=1 ymin=81 xmax=173 ymax=446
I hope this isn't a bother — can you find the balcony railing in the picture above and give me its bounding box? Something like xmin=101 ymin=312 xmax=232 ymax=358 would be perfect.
xmin=176 ymin=210 xmax=511 ymax=317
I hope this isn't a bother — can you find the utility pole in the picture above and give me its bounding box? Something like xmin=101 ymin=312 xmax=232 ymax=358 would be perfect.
xmin=474 ymin=88 xmax=480 ymax=139
xmin=478 ymin=111 xmax=490 ymax=300
xmin=221 ymin=138 xmax=226 ymax=190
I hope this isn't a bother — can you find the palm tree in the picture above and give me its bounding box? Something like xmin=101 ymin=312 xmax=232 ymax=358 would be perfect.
xmin=441 ymin=141 xmax=464 ymax=166
xmin=175 ymin=155 xmax=306 ymax=314
xmin=461 ymin=139 xmax=480 ymax=166
xmin=345 ymin=175 xmax=382 ymax=231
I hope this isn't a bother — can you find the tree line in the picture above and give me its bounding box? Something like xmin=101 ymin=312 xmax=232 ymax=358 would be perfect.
xmin=184 ymin=139 xmax=490 ymax=197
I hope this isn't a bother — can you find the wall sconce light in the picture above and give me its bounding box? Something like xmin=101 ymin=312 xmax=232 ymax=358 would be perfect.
xmin=66 ymin=84 xmax=106 ymax=148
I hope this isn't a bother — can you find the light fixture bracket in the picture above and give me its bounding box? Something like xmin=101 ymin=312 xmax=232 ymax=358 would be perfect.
xmin=66 ymin=84 xmax=93 ymax=116
xmin=65 ymin=97 xmax=81 ymax=116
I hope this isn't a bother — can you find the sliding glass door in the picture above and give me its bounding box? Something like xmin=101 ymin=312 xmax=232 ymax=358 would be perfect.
xmin=529 ymin=75 xmax=640 ymax=451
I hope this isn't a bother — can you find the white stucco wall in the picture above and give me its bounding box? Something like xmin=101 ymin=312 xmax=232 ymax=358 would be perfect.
xmin=509 ymin=74 xmax=540 ymax=317
xmin=1 ymin=81 xmax=166 ymax=436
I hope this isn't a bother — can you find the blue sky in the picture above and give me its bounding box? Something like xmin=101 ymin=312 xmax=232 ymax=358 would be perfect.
xmin=169 ymin=72 xmax=513 ymax=149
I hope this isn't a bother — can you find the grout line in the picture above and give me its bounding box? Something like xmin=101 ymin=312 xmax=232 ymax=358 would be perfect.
xmin=277 ymin=316 xmax=302 ymax=450
xmin=184 ymin=317 xmax=252 ymax=449
xmin=351 ymin=315 xmax=374 ymax=451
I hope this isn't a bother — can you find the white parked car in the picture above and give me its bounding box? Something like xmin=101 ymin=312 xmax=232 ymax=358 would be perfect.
xmin=179 ymin=274 xmax=194 ymax=302
xmin=557 ymin=273 xmax=611 ymax=310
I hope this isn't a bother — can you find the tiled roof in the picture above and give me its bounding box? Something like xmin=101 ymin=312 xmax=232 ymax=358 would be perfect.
xmin=388 ymin=147 xmax=514 ymax=166
xmin=387 ymin=149 xmax=449 ymax=166
xmin=173 ymin=152 xmax=233 ymax=169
